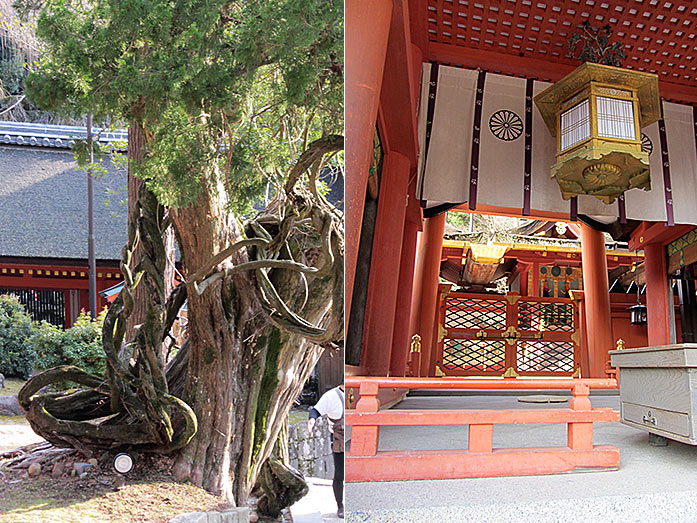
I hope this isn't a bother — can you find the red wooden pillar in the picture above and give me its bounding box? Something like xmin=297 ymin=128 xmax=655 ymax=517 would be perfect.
xmin=530 ymin=263 xmax=540 ymax=297
xmin=361 ymin=152 xmax=410 ymax=375
xmin=519 ymin=264 xmax=530 ymax=296
xmin=580 ymin=224 xmax=613 ymax=378
xmin=346 ymin=0 xmax=393 ymax=331
xmin=428 ymin=285 xmax=450 ymax=375
xmin=644 ymin=242 xmax=671 ymax=346
xmin=390 ymin=218 xmax=420 ymax=376
xmin=575 ymin=292 xmax=591 ymax=378
xmin=409 ymin=213 xmax=446 ymax=376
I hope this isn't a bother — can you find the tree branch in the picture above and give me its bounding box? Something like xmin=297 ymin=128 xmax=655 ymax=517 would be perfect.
xmin=283 ymin=135 xmax=343 ymax=193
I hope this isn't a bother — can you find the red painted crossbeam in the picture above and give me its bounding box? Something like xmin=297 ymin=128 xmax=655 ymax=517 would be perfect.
xmin=346 ymin=446 xmax=620 ymax=483
xmin=345 ymin=376 xmax=617 ymax=390
xmin=347 ymin=408 xmax=619 ymax=426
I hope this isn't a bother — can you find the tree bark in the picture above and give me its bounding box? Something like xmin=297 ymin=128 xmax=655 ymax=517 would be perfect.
xmin=126 ymin=122 xmax=176 ymax=366
xmin=169 ymin=185 xmax=263 ymax=502
xmin=169 ymin=165 xmax=342 ymax=504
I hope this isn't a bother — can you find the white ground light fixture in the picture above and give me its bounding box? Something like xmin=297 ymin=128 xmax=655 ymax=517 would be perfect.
xmin=113 ymin=453 xmax=134 ymax=474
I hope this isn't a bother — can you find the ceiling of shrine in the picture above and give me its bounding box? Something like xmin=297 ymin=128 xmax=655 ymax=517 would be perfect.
xmin=421 ymin=0 xmax=697 ymax=103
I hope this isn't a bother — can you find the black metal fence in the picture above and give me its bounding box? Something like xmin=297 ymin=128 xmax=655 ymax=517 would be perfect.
xmin=0 ymin=288 xmax=65 ymax=327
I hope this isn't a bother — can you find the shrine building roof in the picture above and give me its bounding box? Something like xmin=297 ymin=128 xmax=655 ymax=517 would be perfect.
xmin=0 ymin=144 xmax=127 ymax=261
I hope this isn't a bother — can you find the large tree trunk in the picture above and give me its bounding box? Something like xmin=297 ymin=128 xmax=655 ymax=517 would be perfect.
xmin=18 ymin=135 xmax=344 ymax=514
xmin=169 ymin=168 xmax=342 ymax=504
xmin=170 ymin=187 xmax=263 ymax=502
xmin=126 ymin=122 xmax=176 ymax=365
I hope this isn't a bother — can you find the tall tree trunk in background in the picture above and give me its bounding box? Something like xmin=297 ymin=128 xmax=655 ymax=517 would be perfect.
xmin=126 ymin=122 xmax=175 ymax=365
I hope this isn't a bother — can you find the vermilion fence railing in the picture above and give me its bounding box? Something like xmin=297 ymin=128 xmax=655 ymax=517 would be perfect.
xmin=345 ymin=376 xmax=619 ymax=483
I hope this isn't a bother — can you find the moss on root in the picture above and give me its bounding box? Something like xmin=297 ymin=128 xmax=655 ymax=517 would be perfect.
xmin=250 ymin=327 xmax=283 ymax=467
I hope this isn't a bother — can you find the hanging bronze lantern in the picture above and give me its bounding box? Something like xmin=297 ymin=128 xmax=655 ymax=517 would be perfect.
xmin=629 ymin=256 xmax=647 ymax=326
xmin=534 ymin=62 xmax=661 ymax=203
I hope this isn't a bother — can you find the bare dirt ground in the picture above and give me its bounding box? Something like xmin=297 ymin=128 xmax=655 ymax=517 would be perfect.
xmin=0 ymin=452 xmax=226 ymax=523
xmin=0 ymin=378 xmax=226 ymax=522
xmin=0 ymin=379 xmax=319 ymax=522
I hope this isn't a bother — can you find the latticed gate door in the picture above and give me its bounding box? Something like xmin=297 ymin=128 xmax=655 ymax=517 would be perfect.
xmin=436 ymin=293 xmax=580 ymax=377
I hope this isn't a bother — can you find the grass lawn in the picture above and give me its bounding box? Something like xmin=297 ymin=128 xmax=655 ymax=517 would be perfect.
xmin=1 ymin=378 xmax=25 ymax=397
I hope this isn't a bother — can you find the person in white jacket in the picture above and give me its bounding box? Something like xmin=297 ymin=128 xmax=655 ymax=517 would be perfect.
xmin=308 ymin=384 xmax=344 ymax=518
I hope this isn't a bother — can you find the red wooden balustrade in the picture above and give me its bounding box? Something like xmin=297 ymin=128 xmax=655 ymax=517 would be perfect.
xmin=345 ymin=376 xmax=620 ymax=482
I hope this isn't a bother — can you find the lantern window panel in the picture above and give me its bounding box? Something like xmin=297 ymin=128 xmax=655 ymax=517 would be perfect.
xmin=596 ymin=96 xmax=636 ymax=140
xmin=560 ymin=99 xmax=590 ymax=150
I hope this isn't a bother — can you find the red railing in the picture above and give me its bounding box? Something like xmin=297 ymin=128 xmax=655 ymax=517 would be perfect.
xmin=346 ymin=376 xmax=620 ymax=483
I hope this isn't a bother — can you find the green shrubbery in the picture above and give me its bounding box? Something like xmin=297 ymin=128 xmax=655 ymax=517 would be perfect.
xmin=33 ymin=310 xmax=106 ymax=377
xmin=0 ymin=295 xmax=36 ymax=379
xmin=0 ymin=294 xmax=107 ymax=381
xmin=0 ymin=58 xmax=25 ymax=96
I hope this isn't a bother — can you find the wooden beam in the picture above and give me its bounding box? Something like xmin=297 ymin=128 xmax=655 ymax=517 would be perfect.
xmin=390 ymin=218 xmax=420 ymax=376
xmin=645 ymin=242 xmax=671 ymax=346
xmin=409 ymin=213 xmax=446 ymax=376
xmin=362 ymin=152 xmax=410 ymax=375
xmin=629 ymin=222 xmax=695 ymax=250
xmin=427 ymin=43 xmax=697 ymax=106
xmin=428 ymin=42 xmax=575 ymax=83
xmin=450 ymin=203 xmax=572 ymax=222
xmin=407 ymin=0 xmax=428 ymax=58
xmin=580 ymin=224 xmax=614 ymax=378
xmin=380 ymin=0 xmax=419 ymax=165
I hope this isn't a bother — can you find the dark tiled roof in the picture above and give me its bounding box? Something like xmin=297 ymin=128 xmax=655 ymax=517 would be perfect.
xmin=0 ymin=122 xmax=127 ymax=150
xmin=0 ymin=145 xmax=127 ymax=260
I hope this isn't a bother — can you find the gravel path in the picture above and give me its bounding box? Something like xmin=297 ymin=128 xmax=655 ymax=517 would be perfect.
xmin=0 ymin=418 xmax=44 ymax=452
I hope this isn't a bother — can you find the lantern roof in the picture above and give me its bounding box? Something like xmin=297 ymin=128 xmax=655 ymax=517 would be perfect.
xmin=534 ymin=62 xmax=661 ymax=137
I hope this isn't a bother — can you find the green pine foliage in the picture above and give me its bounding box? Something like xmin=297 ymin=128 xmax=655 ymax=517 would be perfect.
xmin=32 ymin=310 xmax=107 ymax=378
xmin=18 ymin=0 xmax=343 ymax=213
xmin=0 ymin=294 xmax=36 ymax=379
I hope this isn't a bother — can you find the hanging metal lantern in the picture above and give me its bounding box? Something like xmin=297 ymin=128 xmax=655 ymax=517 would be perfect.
xmin=629 ymin=255 xmax=647 ymax=326
xmin=629 ymin=303 xmax=647 ymax=326
xmin=534 ymin=62 xmax=661 ymax=203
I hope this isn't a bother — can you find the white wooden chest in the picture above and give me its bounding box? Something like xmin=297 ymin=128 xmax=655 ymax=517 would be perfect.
xmin=609 ymin=344 xmax=697 ymax=444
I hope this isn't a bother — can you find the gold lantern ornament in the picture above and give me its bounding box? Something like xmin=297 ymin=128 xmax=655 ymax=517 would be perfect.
xmin=534 ymin=62 xmax=661 ymax=203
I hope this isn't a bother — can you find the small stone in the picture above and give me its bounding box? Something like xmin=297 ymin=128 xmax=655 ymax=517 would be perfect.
xmin=517 ymin=394 xmax=568 ymax=404
xmin=51 ymin=462 xmax=65 ymax=478
xmin=73 ymin=462 xmax=93 ymax=476
xmin=88 ymin=458 xmax=99 ymax=468
xmin=249 ymin=513 xmax=259 ymax=522
xmin=0 ymin=395 xmax=24 ymax=416
xmin=28 ymin=463 xmax=41 ymax=477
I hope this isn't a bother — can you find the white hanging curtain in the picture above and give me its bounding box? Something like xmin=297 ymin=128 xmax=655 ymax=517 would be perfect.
xmin=416 ymin=64 xmax=697 ymax=226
